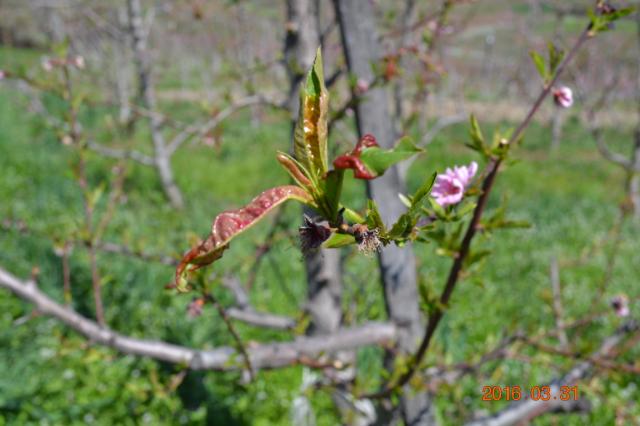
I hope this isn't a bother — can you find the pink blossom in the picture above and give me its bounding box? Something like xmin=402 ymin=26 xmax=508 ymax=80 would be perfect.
xmin=41 ymin=57 xmax=54 ymax=72
xmin=432 ymin=161 xmax=478 ymax=206
xmin=553 ymin=86 xmax=573 ymax=108
xmin=611 ymin=294 xmax=629 ymax=317
xmin=355 ymin=78 xmax=370 ymax=94
xmin=72 ymin=55 xmax=85 ymax=69
xmin=0 ymin=70 xmax=5 ymax=80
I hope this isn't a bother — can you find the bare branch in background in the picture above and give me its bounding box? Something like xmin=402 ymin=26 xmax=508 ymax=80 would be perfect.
xmin=0 ymin=266 xmax=397 ymax=371
xmin=86 ymin=140 xmax=155 ymax=166
xmin=126 ymin=0 xmax=184 ymax=209
xmin=166 ymin=94 xmax=286 ymax=155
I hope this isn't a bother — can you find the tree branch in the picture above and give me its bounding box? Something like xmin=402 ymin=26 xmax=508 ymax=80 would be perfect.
xmin=166 ymin=94 xmax=287 ymax=156
xmin=86 ymin=140 xmax=155 ymax=166
xmin=0 ymin=266 xmax=396 ymax=370
xmin=364 ymin=24 xmax=592 ymax=400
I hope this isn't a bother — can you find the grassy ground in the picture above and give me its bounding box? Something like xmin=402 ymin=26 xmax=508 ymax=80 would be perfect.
xmin=1 ymin=50 xmax=639 ymax=425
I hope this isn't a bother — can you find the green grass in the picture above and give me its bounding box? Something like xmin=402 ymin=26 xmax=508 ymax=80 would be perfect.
xmin=1 ymin=53 xmax=639 ymax=425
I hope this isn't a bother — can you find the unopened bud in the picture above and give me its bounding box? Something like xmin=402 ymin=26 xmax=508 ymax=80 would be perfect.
xmin=553 ymin=86 xmax=573 ymax=108
xmin=355 ymin=78 xmax=369 ymax=95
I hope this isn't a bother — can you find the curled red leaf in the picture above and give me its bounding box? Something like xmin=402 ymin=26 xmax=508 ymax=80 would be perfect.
xmin=176 ymin=185 xmax=312 ymax=289
xmin=333 ymin=134 xmax=379 ymax=180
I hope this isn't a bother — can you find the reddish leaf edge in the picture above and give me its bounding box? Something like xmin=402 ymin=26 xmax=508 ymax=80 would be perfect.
xmin=333 ymin=134 xmax=379 ymax=180
xmin=175 ymin=185 xmax=313 ymax=290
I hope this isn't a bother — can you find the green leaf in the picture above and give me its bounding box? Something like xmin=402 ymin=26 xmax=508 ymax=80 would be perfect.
xmin=529 ymin=50 xmax=547 ymax=82
xmin=547 ymin=42 xmax=565 ymax=78
xmin=398 ymin=193 xmax=412 ymax=208
xmin=342 ymin=207 xmax=365 ymax=224
xmin=293 ymin=48 xmax=329 ymax=181
xmin=320 ymin=170 xmax=344 ymax=222
xmin=176 ymin=186 xmax=313 ymax=290
xmin=322 ymin=232 xmax=355 ymax=248
xmin=358 ymin=136 xmax=422 ymax=177
xmin=411 ymin=172 xmax=437 ymax=210
xmin=467 ymin=114 xmax=489 ymax=156
xmin=366 ymin=200 xmax=387 ymax=234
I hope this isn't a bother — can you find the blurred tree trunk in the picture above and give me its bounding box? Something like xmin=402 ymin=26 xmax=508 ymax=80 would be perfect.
xmin=126 ymin=0 xmax=184 ymax=209
xmin=284 ymin=1 xmax=352 ymax=423
xmin=333 ymin=1 xmax=435 ymax=424
xmin=285 ymin=0 xmax=343 ymax=346
xmin=631 ymin=5 xmax=640 ymax=219
xmin=393 ymin=0 xmax=416 ymax=135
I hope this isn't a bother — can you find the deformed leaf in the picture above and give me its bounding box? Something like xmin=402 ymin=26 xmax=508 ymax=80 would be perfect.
xmin=293 ymin=48 xmax=329 ymax=180
xmin=359 ymin=136 xmax=422 ymax=177
xmin=334 ymin=134 xmax=422 ymax=180
xmin=276 ymin=152 xmax=313 ymax=190
xmin=176 ymin=186 xmax=313 ymax=290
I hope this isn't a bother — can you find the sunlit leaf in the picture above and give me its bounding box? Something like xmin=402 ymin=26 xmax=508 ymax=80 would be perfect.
xmin=276 ymin=151 xmax=313 ymax=191
xmin=176 ymin=186 xmax=313 ymax=290
xmin=293 ymin=48 xmax=329 ymax=181
xmin=366 ymin=200 xmax=387 ymax=234
xmin=321 ymin=232 xmax=355 ymax=248
xmin=319 ymin=169 xmax=344 ymax=222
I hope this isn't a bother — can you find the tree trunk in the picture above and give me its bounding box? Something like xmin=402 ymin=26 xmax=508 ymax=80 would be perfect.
xmin=333 ymin=1 xmax=435 ymax=424
xmin=285 ymin=0 xmax=343 ymax=350
xmin=284 ymin=2 xmax=351 ymax=424
xmin=126 ymin=0 xmax=184 ymax=209
xmin=629 ymin=130 xmax=640 ymax=219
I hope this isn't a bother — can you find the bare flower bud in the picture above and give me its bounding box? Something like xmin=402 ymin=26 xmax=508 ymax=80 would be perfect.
xmin=299 ymin=215 xmax=332 ymax=255
xmin=352 ymin=224 xmax=382 ymax=256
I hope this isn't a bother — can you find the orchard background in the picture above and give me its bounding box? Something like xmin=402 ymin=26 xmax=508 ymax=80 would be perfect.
xmin=0 ymin=1 xmax=639 ymax=425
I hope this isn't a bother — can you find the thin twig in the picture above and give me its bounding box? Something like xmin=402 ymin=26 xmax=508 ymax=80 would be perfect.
xmin=203 ymin=292 xmax=255 ymax=380
xmin=363 ymin=25 xmax=592 ymax=400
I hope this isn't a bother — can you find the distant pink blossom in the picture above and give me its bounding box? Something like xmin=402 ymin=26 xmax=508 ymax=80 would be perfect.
xmin=432 ymin=161 xmax=478 ymax=206
xmin=0 ymin=70 xmax=5 ymax=80
xmin=41 ymin=57 xmax=54 ymax=72
xmin=72 ymin=55 xmax=85 ymax=69
xmin=355 ymin=78 xmax=370 ymax=94
xmin=553 ymin=86 xmax=573 ymax=108
xmin=611 ymin=294 xmax=629 ymax=317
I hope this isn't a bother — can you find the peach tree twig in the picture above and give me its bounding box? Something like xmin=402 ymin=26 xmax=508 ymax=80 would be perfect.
xmin=362 ymin=23 xmax=593 ymax=400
